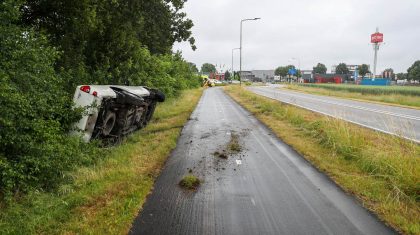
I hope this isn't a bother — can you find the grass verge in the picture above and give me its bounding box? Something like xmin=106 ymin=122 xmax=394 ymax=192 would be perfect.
xmin=0 ymin=88 xmax=203 ymax=234
xmin=224 ymin=86 xmax=419 ymax=235
xmin=287 ymin=84 xmax=420 ymax=109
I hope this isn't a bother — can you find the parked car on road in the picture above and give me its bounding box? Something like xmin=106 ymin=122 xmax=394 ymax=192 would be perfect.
xmin=72 ymin=85 xmax=165 ymax=143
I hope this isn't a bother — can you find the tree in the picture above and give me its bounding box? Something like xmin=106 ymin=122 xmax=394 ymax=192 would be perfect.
xmin=21 ymin=0 xmax=196 ymax=56
xmin=382 ymin=68 xmax=395 ymax=80
xmin=188 ymin=62 xmax=199 ymax=73
xmin=0 ymin=0 xmax=90 ymax=195
xmin=335 ymin=63 xmax=349 ymax=74
xmin=201 ymin=63 xmax=216 ymax=74
xmin=358 ymin=64 xmax=370 ymax=77
xmin=296 ymin=69 xmax=302 ymax=78
xmin=396 ymin=73 xmax=407 ymax=80
xmin=224 ymin=71 xmax=231 ymax=80
xmin=233 ymin=71 xmax=240 ymax=80
xmin=407 ymin=60 xmax=420 ymax=81
xmin=275 ymin=66 xmax=288 ymax=77
xmin=313 ymin=63 xmax=327 ymax=74
xmin=0 ymin=0 xmax=202 ymax=198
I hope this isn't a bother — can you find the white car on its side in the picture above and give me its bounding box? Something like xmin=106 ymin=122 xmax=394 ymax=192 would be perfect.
xmin=72 ymin=85 xmax=165 ymax=143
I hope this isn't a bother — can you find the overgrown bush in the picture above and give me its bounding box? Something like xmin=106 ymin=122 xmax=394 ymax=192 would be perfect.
xmin=0 ymin=0 xmax=98 ymax=198
xmin=0 ymin=0 xmax=200 ymax=199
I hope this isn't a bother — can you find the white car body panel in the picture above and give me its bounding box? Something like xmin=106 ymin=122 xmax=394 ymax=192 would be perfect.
xmin=72 ymin=85 xmax=151 ymax=142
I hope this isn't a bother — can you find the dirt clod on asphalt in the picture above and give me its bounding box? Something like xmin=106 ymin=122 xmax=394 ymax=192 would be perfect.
xmin=227 ymin=133 xmax=242 ymax=153
xmin=213 ymin=132 xmax=243 ymax=160
xmin=213 ymin=151 xmax=228 ymax=159
xmin=179 ymin=175 xmax=201 ymax=190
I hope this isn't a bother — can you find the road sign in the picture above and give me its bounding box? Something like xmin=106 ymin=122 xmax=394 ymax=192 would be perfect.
xmin=371 ymin=32 xmax=383 ymax=43
xmin=288 ymin=68 xmax=297 ymax=75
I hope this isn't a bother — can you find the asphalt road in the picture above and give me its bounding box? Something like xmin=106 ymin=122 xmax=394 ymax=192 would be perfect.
xmin=129 ymin=88 xmax=395 ymax=235
xmin=248 ymin=85 xmax=420 ymax=143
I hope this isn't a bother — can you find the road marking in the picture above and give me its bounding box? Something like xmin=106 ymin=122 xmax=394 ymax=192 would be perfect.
xmin=250 ymin=87 xmax=420 ymax=143
xmin=280 ymin=89 xmax=420 ymax=121
xmin=251 ymin=198 xmax=256 ymax=206
xmin=259 ymin=87 xmax=420 ymax=121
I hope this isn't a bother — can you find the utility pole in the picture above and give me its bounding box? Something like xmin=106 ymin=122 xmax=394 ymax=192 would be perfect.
xmin=239 ymin=18 xmax=261 ymax=86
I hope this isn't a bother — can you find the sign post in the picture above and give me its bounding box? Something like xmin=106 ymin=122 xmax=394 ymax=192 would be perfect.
xmin=371 ymin=28 xmax=384 ymax=78
xmin=288 ymin=68 xmax=297 ymax=83
xmin=353 ymin=65 xmax=359 ymax=83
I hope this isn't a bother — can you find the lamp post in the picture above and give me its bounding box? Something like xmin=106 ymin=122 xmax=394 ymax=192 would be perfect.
xmin=231 ymin=48 xmax=240 ymax=81
xmin=291 ymin=57 xmax=301 ymax=71
xmin=240 ymin=17 xmax=261 ymax=86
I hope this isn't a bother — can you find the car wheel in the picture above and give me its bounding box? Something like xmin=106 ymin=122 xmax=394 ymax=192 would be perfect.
xmin=102 ymin=111 xmax=116 ymax=136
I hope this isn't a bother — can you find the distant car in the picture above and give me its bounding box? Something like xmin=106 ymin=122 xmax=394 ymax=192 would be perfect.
xmin=72 ymin=85 xmax=165 ymax=143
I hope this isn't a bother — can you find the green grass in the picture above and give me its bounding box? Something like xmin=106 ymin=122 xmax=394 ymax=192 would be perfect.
xmin=297 ymin=83 xmax=420 ymax=96
xmin=0 ymin=88 xmax=203 ymax=234
xmin=287 ymin=84 xmax=420 ymax=108
xmin=179 ymin=175 xmax=201 ymax=190
xmin=224 ymin=86 xmax=420 ymax=235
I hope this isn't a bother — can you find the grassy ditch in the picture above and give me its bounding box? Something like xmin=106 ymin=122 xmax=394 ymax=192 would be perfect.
xmin=0 ymin=88 xmax=203 ymax=234
xmin=224 ymin=86 xmax=420 ymax=235
xmin=287 ymin=84 xmax=420 ymax=109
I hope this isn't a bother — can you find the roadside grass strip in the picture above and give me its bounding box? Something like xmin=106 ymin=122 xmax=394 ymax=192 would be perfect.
xmin=224 ymin=86 xmax=420 ymax=235
xmin=286 ymin=84 xmax=420 ymax=109
xmin=0 ymin=88 xmax=203 ymax=234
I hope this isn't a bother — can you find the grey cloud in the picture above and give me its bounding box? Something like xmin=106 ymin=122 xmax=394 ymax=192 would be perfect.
xmin=174 ymin=0 xmax=420 ymax=73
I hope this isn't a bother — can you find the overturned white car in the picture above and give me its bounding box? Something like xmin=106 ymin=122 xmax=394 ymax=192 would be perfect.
xmin=72 ymin=85 xmax=165 ymax=143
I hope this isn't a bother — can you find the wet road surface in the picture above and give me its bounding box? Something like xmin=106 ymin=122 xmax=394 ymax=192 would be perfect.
xmin=248 ymin=85 xmax=420 ymax=143
xmin=129 ymin=88 xmax=395 ymax=235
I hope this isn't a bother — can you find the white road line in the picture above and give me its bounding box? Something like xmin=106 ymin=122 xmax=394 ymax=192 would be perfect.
xmin=249 ymin=88 xmax=420 ymax=144
xmin=254 ymin=87 xmax=420 ymax=121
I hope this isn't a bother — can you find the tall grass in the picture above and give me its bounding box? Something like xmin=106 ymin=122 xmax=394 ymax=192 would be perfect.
xmin=298 ymin=83 xmax=420 ymax=96
xmin=0 ymin=88 xmax=204 ymax=234
xmin=225 ymin=86 xmax=420 ymax=234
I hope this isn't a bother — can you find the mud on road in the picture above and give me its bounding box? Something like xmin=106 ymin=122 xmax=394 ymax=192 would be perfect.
xmin=129 ymin=88 xmax=395 ymax=235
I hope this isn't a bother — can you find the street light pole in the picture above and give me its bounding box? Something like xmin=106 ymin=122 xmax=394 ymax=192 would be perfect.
xmin=239 ymin=17 xmax=261 ymax=86
xmin=291 ymin=57 xmax=301 ymax=71
xmin=232 ymin=48 xmax=240 ymax=80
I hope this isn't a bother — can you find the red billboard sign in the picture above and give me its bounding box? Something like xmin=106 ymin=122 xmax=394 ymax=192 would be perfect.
xmin=371 ymin=32 xmax=383 ymax=43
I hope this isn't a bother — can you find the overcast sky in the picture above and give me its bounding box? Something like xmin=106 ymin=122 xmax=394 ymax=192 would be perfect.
xmin=173 ymin=0 xmax=420 ymax=74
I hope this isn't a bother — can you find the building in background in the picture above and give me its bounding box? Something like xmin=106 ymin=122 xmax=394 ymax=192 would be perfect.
xmin=331 ymin=64 xmax=364 ymax=74
xmin=300 ymin=70 xmax=313 ymax=83
xmin=239 ymin=71 xmax=255 ymax=82
xmin=382 ymin=69 xmax=395 ymax=80
xmin=210 ymin=72 xmax=226 ymax=81
xmin=314 ymin=74 xmax=345 ymax=84
xmin=251 ymin=70 xmax=275 ymax=82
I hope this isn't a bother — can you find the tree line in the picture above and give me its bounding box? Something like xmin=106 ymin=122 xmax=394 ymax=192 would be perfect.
xmin=0 ymin=0 xmax=200 ymax=199
xmin=276 ymin=61 xmax=420 ymax=81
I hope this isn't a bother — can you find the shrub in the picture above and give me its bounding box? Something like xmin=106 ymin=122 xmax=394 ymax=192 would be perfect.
xmin=0 ymin=0 xmax=201 ymax=200
xmin=0 ymin=1 xmax=99 ymax=197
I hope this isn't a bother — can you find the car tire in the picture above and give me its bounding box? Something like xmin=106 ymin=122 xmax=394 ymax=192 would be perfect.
xmin=102 ymin=111 xmax=116 ymax=136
